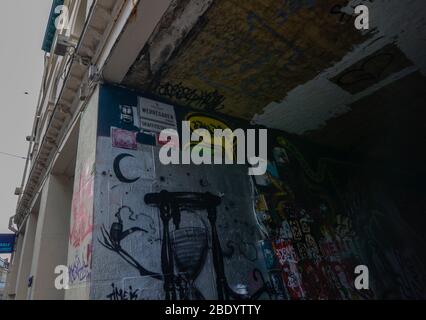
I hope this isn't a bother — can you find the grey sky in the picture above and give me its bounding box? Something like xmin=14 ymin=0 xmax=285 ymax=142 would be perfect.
xmin=0 ymin=0 xmax=51 ymax=245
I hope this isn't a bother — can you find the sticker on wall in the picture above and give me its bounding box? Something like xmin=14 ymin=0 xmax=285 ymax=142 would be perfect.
xmin=138 ymin=97 xmax=177 ymax=134
xmin=273 ymin=239 xmax=298 ymax=265
xmin=112 ymin=128 xmax=138 ymax=150
xmin=279 ymin=220 xmax=293 ymax=240
xmin=289 ymin=220 xmax=303 ymax=241
xmin=119 ymin=105 xmax=140 ymax=129
xmin=295 ymin=242 xmax=309 ymax=261
xmin=281 ymin=262 xmax=305 ymax=299
xmin=269 ymin=271 xmax=288 ymax=300
xmin=260 ymin=240 xmax=279 ymax=270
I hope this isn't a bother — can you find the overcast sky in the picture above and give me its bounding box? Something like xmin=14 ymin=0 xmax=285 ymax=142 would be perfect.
xmin=0 ymin=0 xmax=51 ymax=249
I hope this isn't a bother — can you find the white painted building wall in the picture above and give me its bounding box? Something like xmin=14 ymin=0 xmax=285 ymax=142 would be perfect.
xmin=28 ymin=174 xmax=73 ymax=300
xmin=65 ymin=86 xmax=99 ymax=300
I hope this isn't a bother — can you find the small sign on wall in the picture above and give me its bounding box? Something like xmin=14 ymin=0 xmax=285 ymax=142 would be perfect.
xmin=0 ymin=234 xmax=16 ymax=254
xmin=138 ymin=97 xmax=178 ymax=134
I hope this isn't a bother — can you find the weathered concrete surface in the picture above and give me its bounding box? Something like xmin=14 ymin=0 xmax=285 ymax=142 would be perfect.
xmin=122 ymin=0 xmax=426 ymax=148
xmin=64 ymin=87 xmax=99 ymax=300
xmin=15 ymin=213 xmax=38 ymax=300
xmin=123 ymin=0 xmax=367 ymax=119
xmin=85 ymin=85 xmax=426 ymax=300
xmin=29 ymin=174 xmax=72 ymax=300
xmin=252 ymin=0 xmax=426 ymax=134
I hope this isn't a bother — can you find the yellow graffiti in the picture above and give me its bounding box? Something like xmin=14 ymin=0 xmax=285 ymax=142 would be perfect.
xmin=184 ymin=113 xmax=235 ymax=161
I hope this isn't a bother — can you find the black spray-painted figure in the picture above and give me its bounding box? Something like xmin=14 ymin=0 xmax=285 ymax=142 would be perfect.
xmin=99 ymin=191 xmax=272 ymax=300
xmin=100 ymin=206 xmax=162 ymax=280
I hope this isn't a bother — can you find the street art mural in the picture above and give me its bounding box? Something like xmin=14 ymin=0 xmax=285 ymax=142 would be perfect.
xmin=87 ymin=84 xmax=426 ymax=300
xmin=100 ymin=191 xmax=272 ymax=300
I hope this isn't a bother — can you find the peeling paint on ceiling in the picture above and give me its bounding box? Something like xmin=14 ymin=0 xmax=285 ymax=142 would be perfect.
xmin=121 ymin=0 xmax=426 ymax=156
xmin=253 ymin=0 xmax=426 ymax=134
xmin=123 ymin=0 xmax=368 ymax=118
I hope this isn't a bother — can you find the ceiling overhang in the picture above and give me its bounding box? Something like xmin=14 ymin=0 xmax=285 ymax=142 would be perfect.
xmin=120 ymin=0 xmax=369 ymax=119
xmin=102 ymin=0 xmax=426 ymax=181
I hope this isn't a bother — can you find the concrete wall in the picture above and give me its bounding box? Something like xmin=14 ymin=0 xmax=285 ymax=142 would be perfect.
xmin=14 ymin=213 xmax=38 ymax=300
xmin=89 ymin=85 xmax=268 ymax=300
xmin=92 ymin=140 xmax=262 ymax=299
xmin=86 ymin=84 xmax=426 ymax=300
xmin=65 ymin=87 xmax=99 ymax=300
xmin=29 ymin=174 xmax=73 ymax=300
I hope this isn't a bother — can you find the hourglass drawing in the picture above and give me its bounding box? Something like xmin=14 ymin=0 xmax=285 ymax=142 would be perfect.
xmin=171 ymin=227 xmax=208 ymax=299
xmin=100 ymin=191 xmax=272 ymax=300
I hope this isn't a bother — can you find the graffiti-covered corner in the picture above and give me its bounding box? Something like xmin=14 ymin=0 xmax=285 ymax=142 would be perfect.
xmin=7 ymin=0 xmax=426 ymax=303
xmin=78 ymin=84 xmax=426 ymax=300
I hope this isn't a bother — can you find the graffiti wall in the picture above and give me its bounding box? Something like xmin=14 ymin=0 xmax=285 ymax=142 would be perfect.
xmin=250 ymin=132 xmax=426 ymax=299
xmin=87 ymin=84 xmax=426 ymax=300
xmin=91 ymin=85 xmax=268 ymax=300
xmin=65 ymin=87 xmax=99 ymax=300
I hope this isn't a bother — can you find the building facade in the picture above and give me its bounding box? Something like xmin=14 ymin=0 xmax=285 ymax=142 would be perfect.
xmin=0 ymin=257 xmax=9 ymax=300
xmin=5 ymin=0 xmax=426 ymax=300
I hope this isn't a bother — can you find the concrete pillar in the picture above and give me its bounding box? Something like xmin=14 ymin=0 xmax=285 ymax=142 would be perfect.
xmin=28 ymin=174 xmax=73 ymax=300
xmin=4 ymin=234 xmax=24 ymax=300
xmin=14 ymin=212 xmax=38 ymax=300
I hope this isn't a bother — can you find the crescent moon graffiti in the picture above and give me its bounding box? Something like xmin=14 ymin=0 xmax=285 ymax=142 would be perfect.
xmin=113 ymin=153 xmax=141 ymax=183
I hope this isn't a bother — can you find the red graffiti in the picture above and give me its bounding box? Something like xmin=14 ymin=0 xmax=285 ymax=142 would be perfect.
xmin=273 ymin=240 xmax=305 ymax=299
xmin=273 ymin=239 xmax=298 ymax=265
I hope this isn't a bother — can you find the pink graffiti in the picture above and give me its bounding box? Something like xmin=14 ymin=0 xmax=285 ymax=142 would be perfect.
xmin=69 ymin=165 xmax=94 ymax=248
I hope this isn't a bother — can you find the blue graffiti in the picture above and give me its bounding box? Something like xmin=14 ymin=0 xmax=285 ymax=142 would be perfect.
xmin=68 ymin=256 xmax=91 ymax=284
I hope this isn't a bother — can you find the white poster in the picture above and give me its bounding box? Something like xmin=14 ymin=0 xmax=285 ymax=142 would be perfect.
xmin=138 ymin=97 xmax=177 ymax=134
